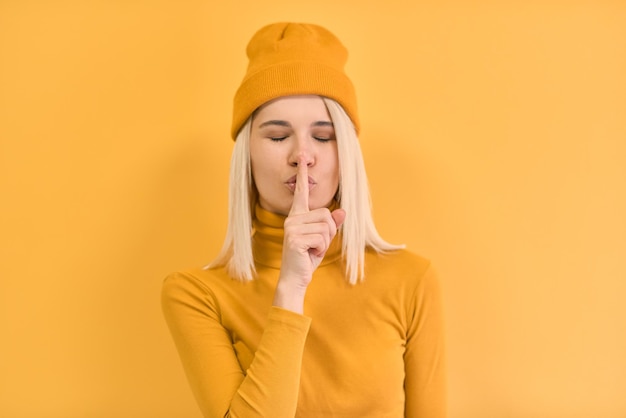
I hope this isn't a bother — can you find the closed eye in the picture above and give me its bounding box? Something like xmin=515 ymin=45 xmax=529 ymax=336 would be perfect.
xmin=269 ymin=136 xmax=288 ymax=142
xmin=314 ymin=137 xmax=332 ymax=143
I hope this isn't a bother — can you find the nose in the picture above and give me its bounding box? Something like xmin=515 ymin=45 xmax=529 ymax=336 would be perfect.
xmin=288 ymin=136 xmax=314 ymax=167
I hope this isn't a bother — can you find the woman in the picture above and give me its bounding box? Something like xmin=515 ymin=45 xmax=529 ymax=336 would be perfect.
xmin=162 ymin=22 xmax=446 ymax=417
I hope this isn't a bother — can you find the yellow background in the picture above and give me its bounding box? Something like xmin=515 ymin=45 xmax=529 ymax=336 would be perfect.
xmin=1 ymin=1 xmax=625 ymax=417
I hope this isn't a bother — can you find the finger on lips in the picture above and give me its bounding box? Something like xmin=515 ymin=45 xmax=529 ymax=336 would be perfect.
xmin=285 ymin=158 xmax=345 ymax=260
xmin=289 ymin=157 xmax=309 ymax=215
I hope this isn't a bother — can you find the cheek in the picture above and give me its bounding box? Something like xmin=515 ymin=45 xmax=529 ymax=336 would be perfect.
xmin=322 ymin=151 xmax=340 ymax=194
xmin=250 ymin=161 xmax=265 ymax=188
xmin=249 ymin=156 xmax=276 ymax=193
xmin=330 ymin=150 xmax=340 ymax=183
xmin=249 ymin=145 xmax=265 ymax=178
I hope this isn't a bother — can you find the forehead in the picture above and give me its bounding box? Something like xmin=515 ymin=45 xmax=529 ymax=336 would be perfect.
xmin=253 ymin=95 xmax=331 ymax=125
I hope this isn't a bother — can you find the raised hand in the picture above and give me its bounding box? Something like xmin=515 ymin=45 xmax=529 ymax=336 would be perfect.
xmin=273 ymin=158 xmax=346 ymax=314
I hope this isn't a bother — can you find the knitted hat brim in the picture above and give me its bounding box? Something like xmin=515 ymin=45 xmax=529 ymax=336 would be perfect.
xmin=231 ymin=61 xmax=359 ymax=139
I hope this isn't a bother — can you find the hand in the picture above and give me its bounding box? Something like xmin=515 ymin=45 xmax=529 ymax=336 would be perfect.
xmin=273 ymin=158 xmax=346 ymax=313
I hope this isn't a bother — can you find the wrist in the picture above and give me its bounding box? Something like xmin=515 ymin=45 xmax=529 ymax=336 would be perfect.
xmin=272 ymin=279 xmax=307 ymax=314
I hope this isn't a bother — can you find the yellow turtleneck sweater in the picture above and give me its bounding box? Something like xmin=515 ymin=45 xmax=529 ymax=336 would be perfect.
xmin=162 ymin=206 xmax=446 ymax=417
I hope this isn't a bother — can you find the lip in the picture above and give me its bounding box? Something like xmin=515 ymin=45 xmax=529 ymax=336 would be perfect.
xmin=284 ymin=175 xmax=317 ymax=192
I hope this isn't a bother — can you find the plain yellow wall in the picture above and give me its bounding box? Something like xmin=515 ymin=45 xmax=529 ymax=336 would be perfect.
xmin=1 ymin=1 xmax=625 ymax=417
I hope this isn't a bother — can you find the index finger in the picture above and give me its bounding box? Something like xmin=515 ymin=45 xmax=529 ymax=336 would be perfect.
xmin=290 ymin=158 xmax=309 ymax=215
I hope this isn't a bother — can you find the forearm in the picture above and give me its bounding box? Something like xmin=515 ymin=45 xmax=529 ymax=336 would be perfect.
xmin=162 ymin=274 xmax=311 ymax=418
xmin=226 ymin=307 xmax=311 ymax=417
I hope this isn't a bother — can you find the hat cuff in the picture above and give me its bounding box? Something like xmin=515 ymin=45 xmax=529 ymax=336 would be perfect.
xmin=231 ymin=61 xmax=359 ymax=139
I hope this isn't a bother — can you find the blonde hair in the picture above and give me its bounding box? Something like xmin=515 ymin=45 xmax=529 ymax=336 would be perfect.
xmin=208 ymin=98 xmax=403 ymax=284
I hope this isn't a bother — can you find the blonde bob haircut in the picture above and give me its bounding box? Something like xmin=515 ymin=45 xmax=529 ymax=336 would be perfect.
xmin=208 ymin=97 xmax=403 ymax=285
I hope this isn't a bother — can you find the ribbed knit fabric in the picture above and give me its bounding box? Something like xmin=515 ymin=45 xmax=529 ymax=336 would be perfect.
xmin=162 ymin=205 xmax=447 ymax=417
xmin=231 ymin=22 xmax=359 ymax=139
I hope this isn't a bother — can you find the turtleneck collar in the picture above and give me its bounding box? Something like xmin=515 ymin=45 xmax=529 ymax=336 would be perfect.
xmin=252 ymin=203 xmax=343 ymax=269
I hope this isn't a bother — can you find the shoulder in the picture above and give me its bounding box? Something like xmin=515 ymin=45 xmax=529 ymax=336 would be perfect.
xmin=363 ymin=248 xmax=442 ymax=297
xmin=364 ymin=248 xmax=433 ymax=279
xmin=161 ymin=266 xmax=245 ymax=327
xmin=161 ymin=265 xmax=265 ymax=309
xmin=161 ymin=266 xmax=230 ymax=305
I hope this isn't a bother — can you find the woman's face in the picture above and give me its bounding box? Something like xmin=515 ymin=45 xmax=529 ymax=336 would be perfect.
xmin=250 ymin=95 xmax=339 ymax=216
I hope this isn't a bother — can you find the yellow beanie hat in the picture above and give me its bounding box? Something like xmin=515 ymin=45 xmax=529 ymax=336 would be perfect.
xmin=231 ymin=22 xmax=359 ymax=139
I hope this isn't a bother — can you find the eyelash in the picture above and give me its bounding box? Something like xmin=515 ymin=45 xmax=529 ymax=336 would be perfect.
xmin=268 ymin=136 xmax=331 ymax=143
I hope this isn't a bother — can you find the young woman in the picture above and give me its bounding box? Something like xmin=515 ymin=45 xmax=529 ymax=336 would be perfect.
xmin=162 ymin=22 xmax=446 ymax=417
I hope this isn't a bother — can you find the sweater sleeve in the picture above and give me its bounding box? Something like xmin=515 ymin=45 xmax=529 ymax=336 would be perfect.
xmin=404 ymin=264 xmax=447 ymax=418
xmin=161 ymin=272 xmax=311 ymax=418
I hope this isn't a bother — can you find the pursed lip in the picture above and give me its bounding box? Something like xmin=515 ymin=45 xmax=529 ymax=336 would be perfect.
xmin=284 ymin=175 xmax=317 ymax=192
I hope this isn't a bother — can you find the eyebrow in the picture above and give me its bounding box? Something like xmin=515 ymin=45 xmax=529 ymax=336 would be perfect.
xmin=258 ymin=120 xmax=291 ymax=128
xmin=257 ymin=120 xmax=334 ymax=128
xmin=312 ymin=121 xmax=334 ymax=128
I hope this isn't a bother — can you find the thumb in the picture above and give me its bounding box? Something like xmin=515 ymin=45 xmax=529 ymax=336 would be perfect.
xmin=331 ymin=208 xmax=346 ymax=230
